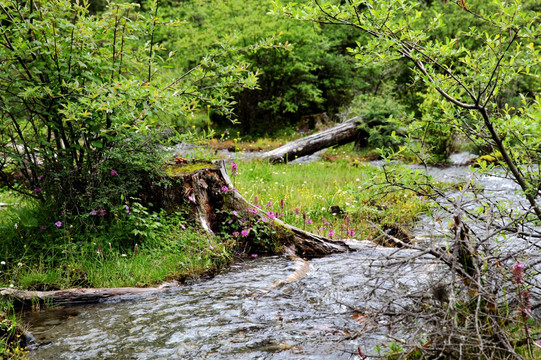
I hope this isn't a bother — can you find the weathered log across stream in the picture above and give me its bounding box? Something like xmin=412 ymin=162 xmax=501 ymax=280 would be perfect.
xmin=260 ymin=117 xmax=363 ymax=163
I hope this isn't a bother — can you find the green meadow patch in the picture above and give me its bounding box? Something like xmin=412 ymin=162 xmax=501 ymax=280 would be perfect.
xmin=234 ymin=151 xmax=434 ymax=243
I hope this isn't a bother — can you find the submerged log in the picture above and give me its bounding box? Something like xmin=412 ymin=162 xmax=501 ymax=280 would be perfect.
xmin=2 ymin=161 xmax=356 ymax=309
xmin=261 ymin=117 xmax=363 ymax=163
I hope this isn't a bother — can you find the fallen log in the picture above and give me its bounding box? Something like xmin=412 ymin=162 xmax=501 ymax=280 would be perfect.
xmin=2 ymin=161 xmax=356 ymax=309
xmin=261 ymin=117 xmax=363 ymax=163
xmin=1 ymin=282 xmax=179 ymax=310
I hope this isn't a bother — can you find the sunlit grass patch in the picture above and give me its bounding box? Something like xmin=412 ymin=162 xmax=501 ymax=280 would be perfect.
xmin=234 ymin=153 xmax=433 ymax=243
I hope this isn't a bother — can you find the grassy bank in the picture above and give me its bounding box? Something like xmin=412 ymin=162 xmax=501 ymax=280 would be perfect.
xmin=0 ymin=196 xmax=233 ymax=291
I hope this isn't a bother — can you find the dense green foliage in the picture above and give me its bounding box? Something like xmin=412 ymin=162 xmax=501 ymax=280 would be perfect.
xmin=157 ymin=0 xmax=365 ymax=135
xmin=0 ymin=0 xmax=259 ymax=222
xmin=0 ymin=0 xmax=539 ymax=357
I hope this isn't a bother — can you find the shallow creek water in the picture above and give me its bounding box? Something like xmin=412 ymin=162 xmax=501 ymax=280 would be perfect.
xmin=24 ymin=155 xmax=541 ymax=359
xmin=26 ymin=242 xmax=439 ymax=360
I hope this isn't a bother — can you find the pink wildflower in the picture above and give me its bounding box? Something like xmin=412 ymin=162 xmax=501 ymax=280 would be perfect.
xmin=232 ymin=211 xmax=238 ymax=217
xmin=110 ymin=170 xmax=118 ymax=176
xmin=221 ymin=186 xmax=229 ymax=192
xmin=34 ymin=188 xmax=42 ymax=193
xmin=188 ymin=195 xmax=195 ymax=202
xmin=241 ymin=229 xmax=249 ymax=237
xmin=231 ymin=162 xmax=238 ymax=175
xmin=512 ymin=263 xmax=525 ymax=285
xmin=328 ymin=230 xmax=335 ymax=238
xmin=348 ymin=229 xmax=355 ymax=236
xmin=233 ymin=231 xmax=240 ymax=237
xmin=249 ymin=208 xmax=258 ymax=214
xmin=306 ymin=219 xmax=313 ymax=224
xmin=266 ymin=201 xmax=273 ymax=209
xmin=267 ymin=211 xmax=276 ymax=219
xmin=251 ymin=254 xmax=258 ymax=258
xmin=55 ymin=221 xmax=62 ymax=228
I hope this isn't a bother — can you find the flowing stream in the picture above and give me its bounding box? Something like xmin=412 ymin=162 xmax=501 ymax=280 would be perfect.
xmin=26 ymin=243 xmax=440 ymax=359
xmin=24 ymin=154 xmax=541 ymax=359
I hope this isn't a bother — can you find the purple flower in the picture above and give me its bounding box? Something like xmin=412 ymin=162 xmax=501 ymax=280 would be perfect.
xmin=39 ymin=226 xmax=46 ymax=230
xmin=249 ymin=208 xmax=258 ymax=214
xmin=37 ymin=175 xmax=44 ymax=181
xmin=420 ymin=195 xmax=424 ymax=200
xmin=232 ymin=231 xmax=240 ymax=237
xmin=512 ymin=263 xmax=525 ymax=284
xmin=241 ymin=229 xmax=249 ymax=237
xmin=232 ymin=211 xmax=238 ymax=217
xmin=295 ymin=208 xmax=300 ymax=215
xmin=110 ymin=170 xmax=118 ymax=176
xmin=266 ymin=201 xmax=273 ymax=209
xmin=253 ymin=196 xmax=259 ymax=205
xmin=125 ymin=205 xmax=131 ymax=215
xmin=180 ymin=224 xmax=186 ymax=229
xmin=231 ymin=162 xmax=238 ymax=176
xmin=251 ymin=254 xmax=258 ymax=258
xmin=99 ymin=209 xmax=107 ymax=216
xmin=348 ymin=229 xmax=355 ymax=236
xmin=221 ymin=186 xmax=229 ymax=192
xmin=280 ymin=199 xmax=285 ymax=210
xmin=267 ymin=211 xmax=276 ymax=219
xmin=34 ymin=188 xmax=42 ymax=193
xmin=328 ymin=230 xmax=335 ymax=238
xmin=55 ymin=221 xmax=62 ymax=228
xmin=188 ymin=195 xmax=195 ymax=202
xmin=90 ymin=210 xmax=98 ymax=216
xmin=306 ymin=219 xmax=313 ymax=224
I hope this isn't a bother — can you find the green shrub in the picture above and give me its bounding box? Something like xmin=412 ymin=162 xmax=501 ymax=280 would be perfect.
xmin=0 ymin=0 xmax=260 ymax=223
xmin=157 ymin=0 xmax=363 ymax=135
